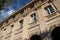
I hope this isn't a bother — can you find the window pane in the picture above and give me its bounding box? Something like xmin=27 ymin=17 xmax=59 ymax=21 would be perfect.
xmin=34 ymin=13 xmax=36 ymax=21
xmin=49 ymin=5 xmax=55 ymax=13
xmin=47 ymin=7 xmax=51 ymax=14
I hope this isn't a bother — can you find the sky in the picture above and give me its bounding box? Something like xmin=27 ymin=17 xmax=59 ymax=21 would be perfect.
xmin=0 ymin=0 xmax=31 ymax=22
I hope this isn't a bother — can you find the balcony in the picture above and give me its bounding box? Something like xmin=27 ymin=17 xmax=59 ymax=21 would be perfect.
xmin=28 ymin=20 xmax=39 ymax=30
xmin=45 ymin=11 xmax=60 ymax=22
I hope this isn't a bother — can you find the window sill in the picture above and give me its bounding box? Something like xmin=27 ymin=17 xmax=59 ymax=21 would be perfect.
xmin=29 ymin=21 xmax=37 ymax=25
xmin=5 ymin=35 xmax=11 ymax=39
xmin=45 ymin=11 xmax=60 ymax=22
xmin=45 ymin=11 xmax=58 ymax=18
xmin=7 ymin=31 xmax=12 ymax=35
xmin=15 ymin=28 xmax=23 ymax=35
xmin=28 ymin=20 xmax=39 ymax=30
xmin=15 ymin=27 xmax=23 ymax=31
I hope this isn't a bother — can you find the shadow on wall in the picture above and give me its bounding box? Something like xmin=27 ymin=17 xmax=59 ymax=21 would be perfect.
xmin=51 ymin=26 xmax=60 ymax=40
xmin=30 ymin=28 xmax=51 ymax=40
xmin=40 ymin=30 xmax=51 ymax=40
xmin=30 ymin=26 xmax=60 ymax=40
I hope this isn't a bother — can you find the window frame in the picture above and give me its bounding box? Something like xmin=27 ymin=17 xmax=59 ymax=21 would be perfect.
xmin=44 ymin=5 xmax=55 ymax=15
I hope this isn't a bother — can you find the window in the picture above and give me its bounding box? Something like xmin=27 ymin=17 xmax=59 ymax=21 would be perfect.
xmin=2 ymin=29 xmax=6 ymax=35
xmin=2 ymin=29 xmax=6 ymax=40
xmin=19 ymin=20 xmax=23 ymax=29
xmin=30 ymin=13 xmax=36 ymax=23
xmin=44 ymin=5 xmax=55 ymax=15
xmin=11 ymin=25 xmax=14 ymax=31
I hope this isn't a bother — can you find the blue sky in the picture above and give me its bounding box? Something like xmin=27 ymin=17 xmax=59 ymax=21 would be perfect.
xmin=0 ymin=0 xmax=31 ymax=22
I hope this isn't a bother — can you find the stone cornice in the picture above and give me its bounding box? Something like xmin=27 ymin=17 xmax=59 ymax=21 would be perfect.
xmin=0 ymin=0 xmax=49 ymax=28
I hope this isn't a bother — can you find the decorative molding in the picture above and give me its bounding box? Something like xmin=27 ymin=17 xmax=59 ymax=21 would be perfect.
xmin=46 ymin=12 xmax=60 ymax=22
xmin=0 ymin=0 xmax=49 ymax=27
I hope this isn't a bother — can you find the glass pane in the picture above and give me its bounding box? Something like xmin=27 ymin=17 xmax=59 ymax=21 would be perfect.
xmin=49 ymin=5 xmax=55 ymax=13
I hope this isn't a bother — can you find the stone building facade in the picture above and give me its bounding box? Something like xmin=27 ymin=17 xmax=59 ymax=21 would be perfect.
xmin=0 ymin=0 xmax=60 ymax=40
